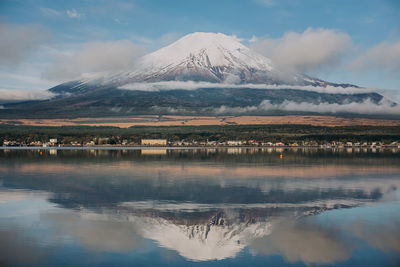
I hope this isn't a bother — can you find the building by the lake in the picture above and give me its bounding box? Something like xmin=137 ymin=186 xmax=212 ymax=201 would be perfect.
xmin=141 ymin=139 xmax=167 ymax=146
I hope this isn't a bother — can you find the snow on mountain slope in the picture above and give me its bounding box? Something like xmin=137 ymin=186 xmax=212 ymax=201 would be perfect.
xmin=133 ymin=32 xmax=273 ymax=81
xmin=107 ymin=32 xmax=275 ymax=84
xmin=142 ymin=32 xmax=273 ymax=70
xmin=139 ymin=216 xmax=271 ymax=261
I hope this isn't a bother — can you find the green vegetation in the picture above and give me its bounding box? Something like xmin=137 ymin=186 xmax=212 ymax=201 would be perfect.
xmin=1 ymin=124 xmax=400 ymax=145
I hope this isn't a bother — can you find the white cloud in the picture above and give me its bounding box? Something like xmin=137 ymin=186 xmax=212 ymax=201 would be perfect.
xmin=0 ymin=71 xmax=56 ymax=91
xmin=66 ymin=9 xmax=83 ymax=19
xmin=251 ymin=221 xmax=350 ymax=265
xmin=119 ymin=81 xmax=370 ymax=94
xmin=230 ymin=34 xmax=245 ymax=42
xmin=259 ymin=98 xmax=400 ymax=115
xmin=215 ymin=98 xmax=400 ymax=115
xmin=350 ymin=41 xmax=400 ymax=73
xmin=0 ymin=88 xmax=54 ymax=101
xmin=248 ymin=35 xmax=258 ymax=43
xmin=251 ymin=28 xmax=353 ymax=73
xmin=351 ymin=220 xmax=400 ymax=252
xmin=42 ymin=212 xmax=143 ymax=253
xmin=0 ymin=23 xmax=48 ymax=67
xmin=43 ymin=40 xmax=145 ymax=81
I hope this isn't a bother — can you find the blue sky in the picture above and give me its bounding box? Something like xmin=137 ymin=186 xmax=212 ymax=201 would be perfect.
xmin=0 ymin=0 xmax=399 ymax=99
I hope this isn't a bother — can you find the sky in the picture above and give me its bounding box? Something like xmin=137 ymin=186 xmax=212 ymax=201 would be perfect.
xmin=0 ymin=0 xmax=399 ymax=100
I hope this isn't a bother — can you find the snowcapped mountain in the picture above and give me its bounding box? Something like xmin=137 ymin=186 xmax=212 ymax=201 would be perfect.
xmin=2 ymin=32 xmax=398 ymax=118
xmin=76 ymin=197 xmax=368 ymax=261
xmin=138 ymin=215 xmax=271 ymax=261
xmin=50 ymin=32 xmax=338 ymax=93
xmin=126 ymin=32 xmax=276 ymax=83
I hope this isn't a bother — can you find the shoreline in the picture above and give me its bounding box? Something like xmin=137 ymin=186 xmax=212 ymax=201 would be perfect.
xmin=1 ymin=145 xmax=399 ymax=150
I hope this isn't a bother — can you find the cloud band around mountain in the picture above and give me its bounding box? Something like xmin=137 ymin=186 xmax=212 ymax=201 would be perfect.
xmin=119 ymin=81 xmax=368 ymax=94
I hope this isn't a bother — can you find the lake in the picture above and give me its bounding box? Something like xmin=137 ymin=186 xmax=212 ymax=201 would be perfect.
xmin=0 ymin=148 xmax=399 ymax=266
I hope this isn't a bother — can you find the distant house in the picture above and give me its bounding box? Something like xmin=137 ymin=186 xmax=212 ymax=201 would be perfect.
xmin=206 ymin=141 xmax=217 ymax=146
xmin=49 ymin=138 xmax=58 ymax=144
xmin=227 ymin=140 xmax=243 ymax=146
xmin=30 ymin=141 xmax=42 ymax=146
xmin=86 ymin=141 xmax=95 ymax=146
xmin=261 ymin=142 xmax=273 ymax=147
xmin=70 ymin=141 xmax=81 ymax=146
xmin=248 ymin=140 xmax=258 ymax=145
xmin=141 ymin=139 xmax=167 ymax=146
xmin=173 ymin=141 xmax=183 ymax=146
xmin=390 ymin=141 xmax=399 ymax=148
xmin=98 ymin=137 xmax=110 ymax=145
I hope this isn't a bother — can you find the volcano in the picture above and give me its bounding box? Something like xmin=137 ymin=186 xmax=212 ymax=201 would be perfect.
xmin=1 ymin=32 xmax=397 ymax=118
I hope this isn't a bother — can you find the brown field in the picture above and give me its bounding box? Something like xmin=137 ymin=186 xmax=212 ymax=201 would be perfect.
xmin=1 ymin=115 xmax=400 ymax=128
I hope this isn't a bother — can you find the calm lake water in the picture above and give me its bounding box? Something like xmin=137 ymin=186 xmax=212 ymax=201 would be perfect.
xmin=0 ymin=148 xmax=399 ymax=266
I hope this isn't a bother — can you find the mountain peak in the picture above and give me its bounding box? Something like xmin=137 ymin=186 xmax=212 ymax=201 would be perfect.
xmin=177 ymin=31 xmax=238 ymax=41
xmin=143 ymin=31 xmax=254 ymax=66
xmin=129 ymin=32 xmax=274 ymax=83
xmin=157 ymin=32 xmax=260 ymax=67
xmin=171 ymin=32 xmax=245 ymax=51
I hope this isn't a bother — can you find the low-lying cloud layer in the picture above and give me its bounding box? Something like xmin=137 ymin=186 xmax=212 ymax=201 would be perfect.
xmin=226 ymin=98 xmax=400 ymax=115
xmin=120 ymin=81 xmax=400 ymax=115
xmin=149 ymin=97 xmax=400 ymax=115
xmin=0 ymin=88 xmax=54 ymax=101
xmin=120 ymin=81 xmax=369 ymax=94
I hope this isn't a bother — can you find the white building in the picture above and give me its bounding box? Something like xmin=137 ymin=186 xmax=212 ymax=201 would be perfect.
xmin=141 ymin=139 xmax=167 ymax=146
xmin=227 ymin=141 xmax=243 ymax=146
xmin=49 ymin=138 xmax=58 ymax=144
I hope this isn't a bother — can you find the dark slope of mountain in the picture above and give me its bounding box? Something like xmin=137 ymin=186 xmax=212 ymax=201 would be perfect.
xmin=1 ymin=87 xmax=386 ymax=118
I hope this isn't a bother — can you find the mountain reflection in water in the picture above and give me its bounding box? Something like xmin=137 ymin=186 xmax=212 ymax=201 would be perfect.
xmin=0 ymin=148 xmax=399 ymax=266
